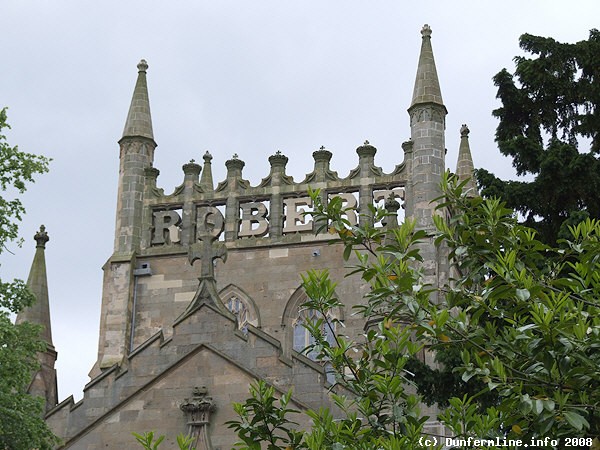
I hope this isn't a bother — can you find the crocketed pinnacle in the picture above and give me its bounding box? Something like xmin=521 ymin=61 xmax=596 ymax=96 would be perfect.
xmin=16 ymin=225 xmax=54 ymax=347
xmin=410 ymin=24 xmax=445 ymax=108
xmin=200 ymin=151 xmax=214 ymax=191
xmin=456 ymin=124 xmax=477 ymax=195
xmin=122 ymin=59 xmax=154 ymax=140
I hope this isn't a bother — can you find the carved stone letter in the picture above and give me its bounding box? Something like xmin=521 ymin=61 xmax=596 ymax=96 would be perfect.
xmin=239 ymin=202 xmax=269 ymax=237
xmin=152 ymin=210 xmax=182 ymax=245
xmin=196 ymin=206 xmax=224 ymax=238
xmin=374 ymin=188 xmax=405 ymax=204
xmin=283 ymin=197 xmax=313 ymax=233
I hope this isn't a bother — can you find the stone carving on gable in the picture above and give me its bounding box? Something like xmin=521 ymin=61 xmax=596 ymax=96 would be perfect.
xmin=180 ymin=386 xmax=217 ymax=450
xmin=178 ymin=207 xmax=228 ymax=318
xmin=189 ymin=207 xmax=227 ymax=279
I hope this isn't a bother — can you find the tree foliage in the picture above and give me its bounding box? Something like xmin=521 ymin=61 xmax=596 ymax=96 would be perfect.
xmin=132 ymin=430 xmax=200 ymax=449
xmin=477 ymin=29 xmax=600 ymax=244
xmin=0 ymin=107 xmax=57 ymax=449
xmin=227 ymin=174 xmax=600 ymax=449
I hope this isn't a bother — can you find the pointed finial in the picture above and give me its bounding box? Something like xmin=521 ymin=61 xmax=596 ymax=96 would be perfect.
xmin=409 ymin=23 xmax=445 ymax=109
xmin=456 ymin=124 xmax=477 ymax=195
xmin=17 ymin=223 xmax=56 ymax=411
xmin=34 ymin=225 xmax=49 ymax=249
xmin=137 ymin=59 xmax=148 ymax=72
xmin=121 ymin=59 xmax=154 ymax=141
xmin=200 ymin=151 xmax=214 ymax=191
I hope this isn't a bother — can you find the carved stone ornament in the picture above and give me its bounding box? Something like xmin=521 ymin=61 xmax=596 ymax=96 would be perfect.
xmin=179 ymin=207 xmax=228 ymax=316
xmin=409 ymin=104 xmax=446 ymax=126
xmin=180 ymin=386 xmax=217 ymax=450
xmin=190 ymin=207 xmax=227 ymax=279
xmin=34 ymin=225 xmax=50 ymax=249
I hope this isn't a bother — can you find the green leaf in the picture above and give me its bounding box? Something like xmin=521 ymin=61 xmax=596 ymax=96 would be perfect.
xmin=515 ymin=288 xmax=530 ymax=301
xmin=563 ymin=411 xmax=589 ymax=431
xmin=343 ymin=245 xmax=352 ymax=261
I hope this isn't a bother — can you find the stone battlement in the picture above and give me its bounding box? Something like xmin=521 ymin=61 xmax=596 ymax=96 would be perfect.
xmin=141 ymin=141 xmax=409 ymax=252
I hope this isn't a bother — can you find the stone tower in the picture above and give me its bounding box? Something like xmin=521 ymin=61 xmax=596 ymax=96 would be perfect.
xmin=405 ymin=24 xmax=449 ymax=306
xmin=44 ymin=25 xmax=476 ymax=448
xmin=16 ymin=225 xmax=58 ymax=413
xmin=408 ymin=24 xmax=446 ymax=228
xmin=94 ymin=59 xmax=157 ymax=371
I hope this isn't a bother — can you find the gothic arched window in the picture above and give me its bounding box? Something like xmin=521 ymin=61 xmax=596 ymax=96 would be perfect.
xmin=283 ymin=286 xmax=343 ymax=385
xmin=292 ymin=309 xmax=335 ymax=356
xmin=225 ymin=295 xmax=249 ymax=333
xmin=219 ymin=285 xmax=259 ymax=334
xmin=292 ymin=308 xmax=336 ymax=384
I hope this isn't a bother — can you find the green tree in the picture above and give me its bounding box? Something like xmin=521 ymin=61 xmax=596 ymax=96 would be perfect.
xmin=0 ymin=107 xmax=57 ymax=449
xmin=477 ymin=29 xmax=600 ymax=244
xmin=227 ymin=174 xmax=600 ymax=449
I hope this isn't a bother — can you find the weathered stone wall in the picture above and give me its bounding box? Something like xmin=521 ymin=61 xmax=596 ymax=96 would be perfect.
xmin=48 ymin=302 xmax=336 ymax=449
xmin=130 ymin=241 xmax=366 ymax=352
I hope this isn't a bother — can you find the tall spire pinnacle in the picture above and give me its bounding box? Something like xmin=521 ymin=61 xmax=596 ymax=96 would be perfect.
xmin=121 ymin=59 xmax=154 ymax=141
xmin=16 ymin=225 xmax=53 ymax=347
xmin=16 ymin=225 xmax=58 ymax=412
xmin=410 ymin=24 xmax=445 ymax=109
xmin=456 ymin=124 xmax=478 ymax=195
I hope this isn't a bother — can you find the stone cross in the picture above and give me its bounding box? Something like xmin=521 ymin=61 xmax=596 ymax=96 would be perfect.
xmin=188 ymin=207 xmax=227 ymax=279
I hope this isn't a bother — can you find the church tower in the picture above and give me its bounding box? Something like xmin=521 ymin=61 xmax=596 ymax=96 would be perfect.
xmin=16 ymin=225 xmax=58 ymax=412
xmin=95 ymin=60 xmax=156 ymax=371
xmin=45 ymin=25 xmax=473 ymax=447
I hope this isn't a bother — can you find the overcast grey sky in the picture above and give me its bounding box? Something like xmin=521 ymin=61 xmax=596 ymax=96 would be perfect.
xmin=2 ymin=1 xmax=599 ymax=402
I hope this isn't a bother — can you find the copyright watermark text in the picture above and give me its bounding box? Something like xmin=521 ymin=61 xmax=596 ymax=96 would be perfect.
xmin=418 ymin=435 xmax=589 ymax=447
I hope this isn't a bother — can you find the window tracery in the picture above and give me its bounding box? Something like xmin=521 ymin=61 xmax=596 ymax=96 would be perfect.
xmin=292 ymin=308 xmax=337 ymax=384
xmin=225 ymin=295 xmax=249 ymax=333
xmin=218 ymin=285 xmax=258 ymax=334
